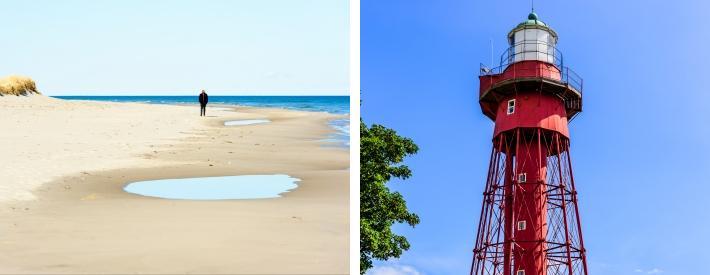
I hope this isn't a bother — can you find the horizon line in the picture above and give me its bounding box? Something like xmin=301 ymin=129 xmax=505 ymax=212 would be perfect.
xmin=44 ymin=91 xmax=349 ymax=96
xmin=50 ymin=94 xmax=350 ymax=97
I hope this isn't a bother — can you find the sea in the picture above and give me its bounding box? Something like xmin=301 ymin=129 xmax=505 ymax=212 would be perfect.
xmin=53 ymin=96 xmax=350 ymax=147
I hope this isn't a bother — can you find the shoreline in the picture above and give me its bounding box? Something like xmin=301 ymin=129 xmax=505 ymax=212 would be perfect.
xmin=0 ymin=95 xmax=349 ymax=273
xmin=61 ymin=97 xmax=352 ymax=150
xmin=51 ymin=95 xmax=350 ymax=119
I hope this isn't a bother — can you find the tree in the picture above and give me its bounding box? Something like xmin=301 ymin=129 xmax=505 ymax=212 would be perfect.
xmin=360 ymin=118 xmax=420 ymax=274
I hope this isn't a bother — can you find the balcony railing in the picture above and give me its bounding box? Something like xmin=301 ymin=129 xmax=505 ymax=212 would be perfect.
xmin=480 ymin=41 xmax=583 ymax=94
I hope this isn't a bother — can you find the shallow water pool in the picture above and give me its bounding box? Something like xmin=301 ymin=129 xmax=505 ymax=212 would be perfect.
xmin=124 ymin=174 xmax=300 ymax=200
xmin=223 ymin=119 xmax=270 ymax=126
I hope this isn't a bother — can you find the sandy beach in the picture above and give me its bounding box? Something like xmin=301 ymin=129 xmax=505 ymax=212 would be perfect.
xmin=0 ymin=95 xmax=349 ymax=274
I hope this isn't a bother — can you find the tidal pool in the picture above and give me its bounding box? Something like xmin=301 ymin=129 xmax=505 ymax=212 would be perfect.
xmin=124 ymin=174 xmax=300 ymax=200
xmin=223 ymin=119 xmax=270 ymax=126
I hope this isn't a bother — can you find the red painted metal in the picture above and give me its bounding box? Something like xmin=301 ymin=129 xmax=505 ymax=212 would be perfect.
xmin=479 ymin=61 xmax=583 ymax=123
xmin=479 ymin=61 xmax=562 ymax=99
xmin=470 ymin=35 xmax=588 ymax=275
xmin=492 ymin=92 xmax=570 ymax=138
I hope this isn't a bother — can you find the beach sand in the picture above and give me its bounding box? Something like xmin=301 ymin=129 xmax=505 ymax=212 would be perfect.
xmin=0 ymin=95 xmax=349 ymax=274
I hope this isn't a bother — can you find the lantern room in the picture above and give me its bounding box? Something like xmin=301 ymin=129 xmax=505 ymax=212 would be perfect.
xmin=506 ymin=12 xmax=559 ymax=65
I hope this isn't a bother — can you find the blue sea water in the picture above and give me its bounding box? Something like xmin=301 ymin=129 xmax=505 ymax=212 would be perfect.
xmin=53 ymin=96 xmax=349 ymax=114
xmin=53 ymin=96 xmax=350 ymax=147
xmin=325 ymin=119 xmax=350 ymax=147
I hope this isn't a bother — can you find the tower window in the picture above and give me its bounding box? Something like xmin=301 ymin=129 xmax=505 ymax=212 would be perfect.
xmin=517 ymin=220 xmax=526 ymax=231
xmin=517 ymin=270 xmax=525 ymax=275
xmin=507 ymin=99 xmax=515 ymax=115
xmin=518 ymin=173 xmax=526 ymax=183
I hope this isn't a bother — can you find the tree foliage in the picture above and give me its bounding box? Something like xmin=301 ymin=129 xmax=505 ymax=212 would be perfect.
xmin=360 ymin=119 xmax=420 ymax=274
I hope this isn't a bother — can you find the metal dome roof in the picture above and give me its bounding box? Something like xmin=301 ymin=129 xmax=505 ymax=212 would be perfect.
xmin=507 ymin=12 xmax=558 ymax=39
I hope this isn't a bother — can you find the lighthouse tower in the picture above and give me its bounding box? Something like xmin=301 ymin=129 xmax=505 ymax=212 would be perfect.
xmin=470 ymin=12 xmax=588 ymax=275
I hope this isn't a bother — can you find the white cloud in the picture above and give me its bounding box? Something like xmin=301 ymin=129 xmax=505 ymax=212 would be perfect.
xmin=635 ymin=268 xmax=663 ymax=274
xmin=368 ymin=264 xmax=422 ymax=275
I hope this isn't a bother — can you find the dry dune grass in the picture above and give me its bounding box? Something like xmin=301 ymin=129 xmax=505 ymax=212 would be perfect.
xmin=0 ymin=75 xmax=40 ymax=96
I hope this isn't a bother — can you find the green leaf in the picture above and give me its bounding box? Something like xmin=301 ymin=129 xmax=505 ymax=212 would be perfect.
xmin=360 ymin=118 xmax=419 ymax=274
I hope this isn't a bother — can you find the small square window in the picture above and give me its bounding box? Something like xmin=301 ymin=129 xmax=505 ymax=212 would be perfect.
xmin=517 ymin=220 xmax=526 ymax=231
xmin=518 ymin=173 xmax=526 ymax=183
xmin=507 ymin=99 xmax=516 ymax=115
xmin=517 ymin=270 xmax=525 ymax=275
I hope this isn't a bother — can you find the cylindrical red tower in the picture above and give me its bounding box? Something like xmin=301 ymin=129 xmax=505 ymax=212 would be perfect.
xmin=470 ymin=12 xmax=588 ymax=275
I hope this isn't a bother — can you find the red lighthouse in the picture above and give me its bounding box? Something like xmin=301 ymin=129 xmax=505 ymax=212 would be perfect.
xmin=470 ymin=12 xmax=588 ymax=275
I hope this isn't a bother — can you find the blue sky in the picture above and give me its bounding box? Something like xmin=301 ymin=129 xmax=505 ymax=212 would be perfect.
xmin=0 ymin=0 xmax=348 ymax=95
xmin=362 ymin=1 xmax=710 ymax=274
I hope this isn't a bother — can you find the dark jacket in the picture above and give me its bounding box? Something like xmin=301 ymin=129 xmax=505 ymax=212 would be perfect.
xmin=199 ymin=93 xmax=208 ymax=105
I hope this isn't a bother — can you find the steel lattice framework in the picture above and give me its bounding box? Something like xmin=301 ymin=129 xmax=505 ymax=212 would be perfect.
xmin=469 ymin=129 xmax=588 ymax=275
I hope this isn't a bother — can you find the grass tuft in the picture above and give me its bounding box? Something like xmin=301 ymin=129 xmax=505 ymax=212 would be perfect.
xmin=0 ymin=75 xmax=41 ymax=96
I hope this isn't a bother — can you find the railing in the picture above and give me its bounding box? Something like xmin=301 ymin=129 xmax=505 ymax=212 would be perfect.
xmin=480 ymin=41 xmax=584 ymax=94
xmin=561 ymin=66 xmax=583 ymax=94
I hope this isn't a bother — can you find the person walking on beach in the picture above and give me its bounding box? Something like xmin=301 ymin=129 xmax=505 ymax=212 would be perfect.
xmin=199 ymin=90 xmax=209 ymax=116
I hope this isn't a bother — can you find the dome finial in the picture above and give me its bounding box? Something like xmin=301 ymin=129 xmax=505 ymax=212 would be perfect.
xmin=529 ymin=0 xmax=537 ymax=20
xmin=528 ymin=11 xmax=538 ymax=21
